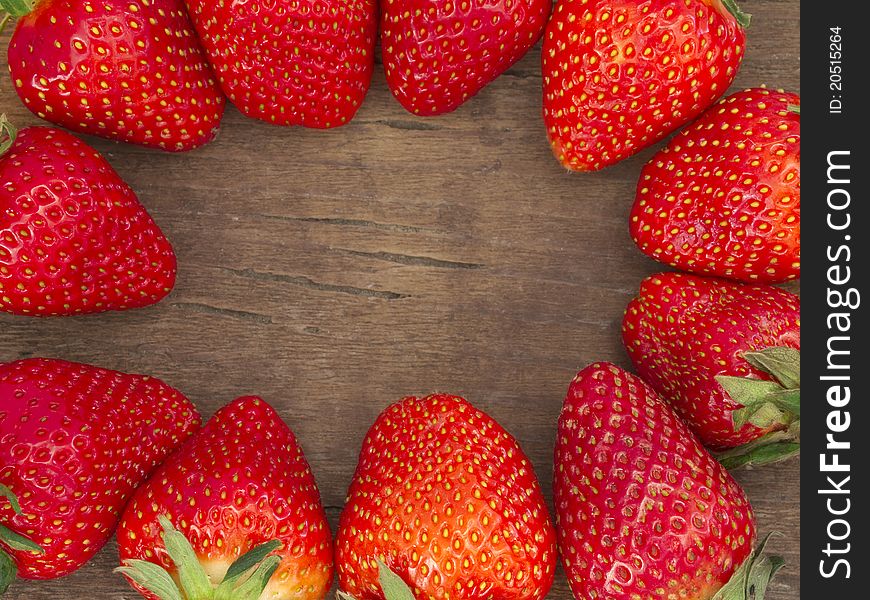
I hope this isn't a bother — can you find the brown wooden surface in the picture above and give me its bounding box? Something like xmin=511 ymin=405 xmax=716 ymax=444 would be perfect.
xmin=1 ymin=1 xmax=800 ymax=598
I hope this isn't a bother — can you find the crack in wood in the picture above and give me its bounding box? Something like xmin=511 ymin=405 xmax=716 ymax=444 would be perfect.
xmin=500 ymin=70 xmax=542 ymax=80
xmin=335 ymin=249 xmax=485 ymax=270
xmin=473 ymin=160 xmax=503 ymax=175
xmin=170 ymin=302 xmax=273 ymax=324
xmin=223 ymin=267 xmax=410 ymax=300
xmin=365 ymin=119 xmax=443 ymax=131
xmin=263 ymin=215 xmax=432 ymax=234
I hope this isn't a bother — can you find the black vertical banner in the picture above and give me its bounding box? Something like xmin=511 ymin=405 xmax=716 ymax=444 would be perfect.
xmin=802 ymin=2 xmax=867 ymax=596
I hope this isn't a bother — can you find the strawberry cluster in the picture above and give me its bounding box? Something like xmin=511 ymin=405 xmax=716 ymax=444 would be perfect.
xmin=2 ymin=0 xmax=799 ymax=599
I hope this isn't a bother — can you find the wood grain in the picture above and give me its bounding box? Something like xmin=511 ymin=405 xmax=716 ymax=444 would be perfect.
xmin=1 ymin=1 xmax=800 ymax=598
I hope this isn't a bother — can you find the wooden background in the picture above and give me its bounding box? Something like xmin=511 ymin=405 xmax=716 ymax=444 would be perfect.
xmin=0 ymin=1 xmax=800 ymax=598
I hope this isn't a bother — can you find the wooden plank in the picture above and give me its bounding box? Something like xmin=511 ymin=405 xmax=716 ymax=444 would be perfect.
xmin=1 ymin=1 xmax=800 ymax=598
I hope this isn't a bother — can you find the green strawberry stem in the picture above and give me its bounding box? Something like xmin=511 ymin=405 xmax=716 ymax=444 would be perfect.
xmin=115 ymin=516 xmax=283 ymax=600
xmin=0 ymin=0 xmax=34 ymax=17
xmin=0 ymin=484 xmax=44 ymax=595
xmin=720 ymin=0 xmax=752 ymax=28
xmin=0 ymin=115 xmax=17 ymax=156
xmin=337 ymin=559 xmax=417 ymax=600
xmin=715 ymin=347 xmax=800 ymax=469
xmin=711 ymin=533 xmax=784 ymax=600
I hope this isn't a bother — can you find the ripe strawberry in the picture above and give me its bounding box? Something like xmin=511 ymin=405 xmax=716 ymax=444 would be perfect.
xmin=631 ymin=88 xmax=801 ymax=283
xmin=4 ymin=0 xmax=225 ymax=151
xmin=542 ymin=0 xmax=749 ymax=171
xmin=554 ymin=363 xmax=782 ymax=599
xmin=380 ymin=0 xmax=551 ymax=116
xmin=183 ymin=0 xmax=377 ymax=128
xmin=335 ymin=394 xmax=556 ymax=600
xmin=117 ymin=396 xmax=334 ymax=600
xmin=622 ymin=272 xmax=800 ymax=467
xmin=0 ymin=358 xmax=200 ymax=589
xmin=0 ymin=120 xmax=177 ymax=316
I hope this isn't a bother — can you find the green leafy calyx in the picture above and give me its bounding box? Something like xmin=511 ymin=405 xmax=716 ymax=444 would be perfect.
xmin=712 ymin=533 xmax=785 ymax=600
xmin=115 ymin=516 xmax=283 ymax=600
xmin=720 ymin=0 xmax=752 ymax=28
xmin=337 ymin=559 xmax=418 ymax=600
xmin=715 ymin=347 xmax=800 ymax=469
xmin=0 ymin=1 xmax=35 ymax=18
xmin=0 ymin=115 xmax=18 ymax=157
xmin=0 ymin=484 xmax=44 ymax=595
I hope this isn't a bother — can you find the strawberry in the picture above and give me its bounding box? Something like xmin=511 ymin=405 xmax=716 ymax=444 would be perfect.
xmin=0 ymin=119 xmax=177 ymax=317
xmin=554 ymin=362 xmax=783 ymax=600
xmin=117 ymin=396 xmax=334 ymax=600
xmin=3 ymin=0 xmax=225 ymax=151
xmin=631 ymin=88 xmax=801 ymax=283
xmin=0 ymin=357 xmax=200 ymax=590
xmin=183 ymin=0 xmax=377 ymax=128
xmin=622 ymin=272 xmax=800 ymax=467
xmin=542 ymin=0 xmax=749 ymax=171
xmin=335 ymin=394 xmax=557 ymax=600
xmin=380 ymin=0 xmax=551 ymax=116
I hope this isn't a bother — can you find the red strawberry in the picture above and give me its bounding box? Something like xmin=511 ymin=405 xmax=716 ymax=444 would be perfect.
xmin=554 ymin=362 xmax=782 ymax=599
xmin=4 ymin=0 xmax=225 ymax=151
xmin=380 ymin=0 xmax=551 ymax=116
xmin=335 ymin=394 xmax=556 ymax=600
xmin=0 ymin=120 xmax=177 ymax=316
xmin=0 ymin=357 xmax=200 ymax=589
xmin=631 ymin=88 xmax=801 ymax=283
xmin=183 ymin=0 xmax=377 ymax=128
xmin=117 ymin=396 xmax=334 ymax=600
xmin=542 ymin=0 xmax=749 ymax=171
xmin=622 ymin=272 xmax=800 ymax=467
